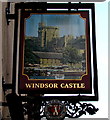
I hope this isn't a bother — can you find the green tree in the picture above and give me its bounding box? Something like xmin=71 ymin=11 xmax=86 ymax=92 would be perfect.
xmin=24 ymin=39 xmax=37 ymax=66
xmin=62 ymin=46 xmax=82 ymax=64
xmin=24 ymin=48 xmax=38 ymax=65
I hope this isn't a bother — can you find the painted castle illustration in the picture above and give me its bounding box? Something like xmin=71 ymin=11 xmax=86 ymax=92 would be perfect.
xmin=24 ymin=22 xmax=86 ymax=79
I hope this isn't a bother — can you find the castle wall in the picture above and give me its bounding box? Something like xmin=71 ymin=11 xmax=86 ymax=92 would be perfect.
xmin=38 ymin=23 xmax=59 ymax=47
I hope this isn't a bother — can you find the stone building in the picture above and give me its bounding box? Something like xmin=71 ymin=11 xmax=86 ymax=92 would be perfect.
xmin=33 ymin=51 xmax=63 ymax=67
xmin=38 ymin=22 xmax=59 ymax=48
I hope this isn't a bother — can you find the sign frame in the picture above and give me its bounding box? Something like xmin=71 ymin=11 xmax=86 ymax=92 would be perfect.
xmin=13 ymin=2 xmax=98 ymax=101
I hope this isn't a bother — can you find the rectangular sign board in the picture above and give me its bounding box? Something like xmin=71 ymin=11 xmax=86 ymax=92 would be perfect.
xmin=15 ymin=3 xmax=98 ymax=100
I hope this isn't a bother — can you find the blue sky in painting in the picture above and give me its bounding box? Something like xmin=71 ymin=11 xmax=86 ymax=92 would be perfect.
xmin=25 ymin=14 xmax=85 ymax=37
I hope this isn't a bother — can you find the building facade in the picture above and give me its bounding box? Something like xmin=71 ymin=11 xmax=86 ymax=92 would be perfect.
xmin=33 ymin=51 xmax=63 ymax=67
xmin=38 ymin=22 xmax=59 ymax=48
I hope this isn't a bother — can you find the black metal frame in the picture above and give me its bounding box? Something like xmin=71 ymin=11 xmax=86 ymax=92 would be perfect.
xmin=19 ymin=95 xmax=98 ymax=119
xmin=4 ymin=2 xmax=99 ymax=119
xmin=12 ymin=2 xmax=98 ymax=101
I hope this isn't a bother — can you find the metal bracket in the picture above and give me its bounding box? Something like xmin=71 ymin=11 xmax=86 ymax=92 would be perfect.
xmin=2 ymin=77 xmax=12 ymax=94
xmin=22 ymin=96 xmax=99 ymax=119
xmin=6 ymin=2 xmax=16 ymax=25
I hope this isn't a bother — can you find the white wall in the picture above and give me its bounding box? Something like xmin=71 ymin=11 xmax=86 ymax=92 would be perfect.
xmin=0 ymin=1 xmax=3 ymax=119
xmin=1 ymin=2 xmax=15 ymax=119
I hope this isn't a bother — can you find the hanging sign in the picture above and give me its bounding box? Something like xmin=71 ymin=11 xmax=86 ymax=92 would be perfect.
xmin=16 ymin=3 xmax=98 ymax=99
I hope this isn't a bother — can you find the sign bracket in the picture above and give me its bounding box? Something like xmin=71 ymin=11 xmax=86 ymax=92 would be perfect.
xmin=6 ymin=2 xmax=16 ymax=25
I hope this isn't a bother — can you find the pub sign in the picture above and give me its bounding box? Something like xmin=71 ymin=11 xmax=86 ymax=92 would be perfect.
xmin=15 ymin=3 xmax=98 ymax=99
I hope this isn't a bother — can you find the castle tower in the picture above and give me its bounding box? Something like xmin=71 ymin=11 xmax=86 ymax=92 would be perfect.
xmin=38 ymin=22 xmax=46 ymax=48
xmin=38 ymin=22 xmax=60 ymax=48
